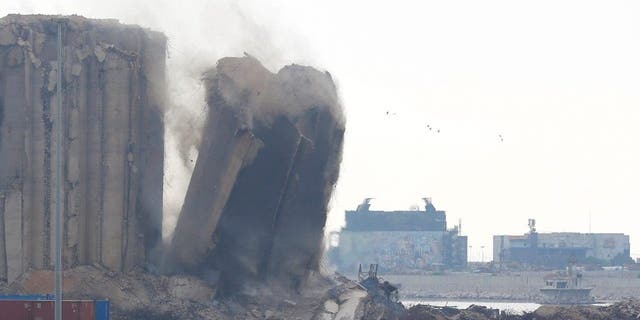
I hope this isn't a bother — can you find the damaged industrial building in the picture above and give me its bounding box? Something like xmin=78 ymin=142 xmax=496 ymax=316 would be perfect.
xmin=494 ymin=219 xmax=632 ymax=268
xmin=329 ymin=198 xmax=467 ymax=274
xmin=0 ymin=14 xmax=362 ymax=320
xmin=166 ymin=55 xmax=346 ymax=295
xmin=5 ymin=12 xmax=640 ymax=320
xmin=0 ymin=15 xmax=166 ymax=282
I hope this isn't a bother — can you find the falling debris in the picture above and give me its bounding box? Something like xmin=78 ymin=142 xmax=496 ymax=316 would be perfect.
xmin=166 ymin=55 xmax=345 ymax=296
xmin=5 ymin=13 xmax=629 ymax=320
xmin=0 ymin=12 xmax=348 ymax=312
xmin=0 ymin=15 xmax=349 ymax=319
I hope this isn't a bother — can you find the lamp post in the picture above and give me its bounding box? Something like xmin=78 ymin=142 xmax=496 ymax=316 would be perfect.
xmin=55 ymin=18 xmax=64 ymax=320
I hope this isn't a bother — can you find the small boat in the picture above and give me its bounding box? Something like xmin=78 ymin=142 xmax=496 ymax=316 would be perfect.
xmin=539 ymin=264 xmax=594 ymax=305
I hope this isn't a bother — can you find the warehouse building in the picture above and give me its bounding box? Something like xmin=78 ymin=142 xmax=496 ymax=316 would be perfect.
xmin=329 ymin=198 xmax=467 ymax=274
xmin=494 ymin=219 xmax=632 ymax=268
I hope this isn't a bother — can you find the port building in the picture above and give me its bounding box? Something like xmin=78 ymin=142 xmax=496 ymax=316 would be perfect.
xmin=329 ymin=198 xmax=467 ymax=273
xmin=493 ymin=219 xmax=631 ymax=268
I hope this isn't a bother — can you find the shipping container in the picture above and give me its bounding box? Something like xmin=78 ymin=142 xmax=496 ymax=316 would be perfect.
xmin=0 ymin=296 xmax=109 ymax=320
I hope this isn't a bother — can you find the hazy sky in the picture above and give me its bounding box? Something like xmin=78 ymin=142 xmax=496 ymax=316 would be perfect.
xmin=3 ymin=0 xmax=640 ymax=261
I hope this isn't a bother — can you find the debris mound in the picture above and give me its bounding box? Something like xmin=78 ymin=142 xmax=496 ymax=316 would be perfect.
xmin=2 ymin=266 xmax=221 ymax=320
xmin=1 ymin=14 xmax=349 ymax=319
xmin=401 ymin=299 xmax=640 ymax=320
xmin=532 ymin=299 xmax=640 ymax=320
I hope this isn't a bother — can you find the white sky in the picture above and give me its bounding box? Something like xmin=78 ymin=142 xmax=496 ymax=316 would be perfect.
xmin=3 ymin=0 xmax=640 ymax=261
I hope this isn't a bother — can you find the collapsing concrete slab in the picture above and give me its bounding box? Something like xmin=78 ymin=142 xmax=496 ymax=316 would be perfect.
xmin=0 ymin=15 xmax=165 ymax=280
xmin=167 ymin=55 xmax=345 ymax=295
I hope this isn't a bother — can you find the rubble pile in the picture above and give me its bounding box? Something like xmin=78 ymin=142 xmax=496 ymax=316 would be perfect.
xmin=0 ymin=267 xmax=400 ymax=320
xmin=2 ymin=13 xmax=639 ymax=320
xmin=0 ymin=14 xmax=347 ymax=319
xmin=401 ymin=300 xmax=640 ymax=320
xmin=532 ymin=299 xmax=640 ymax=320
xmin=7 ymin=269 xmax=636 ymax=320
xmin=402 ymin=305 xmax=457 ymax=320
xmin=315 ymin=274 xmax=404 ymax=320
xmin=1 ymin=266 xmax=223 ymax=320
xmin=604 ymin=299 xmax=640 ymax=319
xmin=402 ymin=305 xmax=506 ymax=320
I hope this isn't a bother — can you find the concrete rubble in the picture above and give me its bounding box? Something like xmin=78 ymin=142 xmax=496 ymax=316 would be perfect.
xmin=1 ymin=265 xmax=639 ymax=319
xmin=0 ymin=14 xmax=352 ymax=319
xmin=1 ymin=265 xmax=223 ymax=320
xmin=0 ymin=267 xmax=399 ymax=320
xmin=529 ymin=300 xmax=640 ymax=320
xmin=401 ymin=300 xmax=640 ymax=320
xmin=166 ymin=55 xmax=345 ymax=297
xmin=2 ymin=13 xmax=640 ymax=320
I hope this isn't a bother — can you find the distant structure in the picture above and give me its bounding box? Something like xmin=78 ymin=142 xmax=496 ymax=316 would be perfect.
xmin=539 ymin=263 xmax=593 ymax=304
xmin=494 ymin=219 xmax=632 ymax=268
xmin=329 ymin=198 xmax=467 ymax=274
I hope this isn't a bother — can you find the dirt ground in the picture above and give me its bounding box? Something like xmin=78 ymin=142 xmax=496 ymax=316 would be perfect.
xmin=2 ymin=266 xmax=639 ymax=319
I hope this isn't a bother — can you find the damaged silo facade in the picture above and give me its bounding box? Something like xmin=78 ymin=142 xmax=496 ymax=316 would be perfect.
xmin=0 ymin=15 xmax=165 ymax=281
xmin=0 ymin=14 xmax=346 ymax=310
xmin=168 ymin=56 xmax=345 ymax=295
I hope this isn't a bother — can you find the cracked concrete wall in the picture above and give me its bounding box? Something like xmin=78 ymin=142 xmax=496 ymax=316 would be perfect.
xmin=0 ymin=15 xmax=165 ymax=281
xmin=167 ymin=56 xmax=344 ymax=295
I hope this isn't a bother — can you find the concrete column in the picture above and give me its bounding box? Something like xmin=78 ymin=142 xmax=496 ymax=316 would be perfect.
xmin=100 ymin=52 xmax=131 ymax=271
